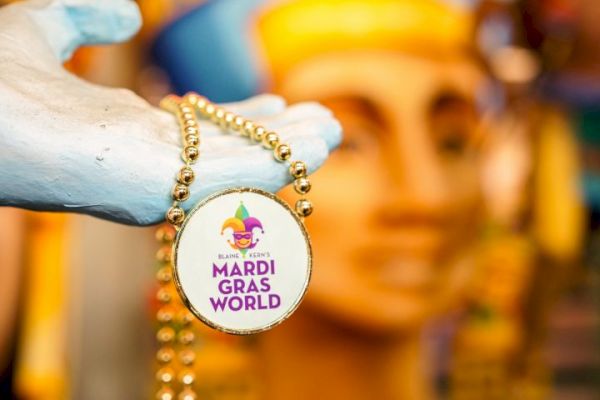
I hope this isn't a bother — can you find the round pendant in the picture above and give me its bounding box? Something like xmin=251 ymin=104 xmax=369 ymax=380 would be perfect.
xmin=173 ymin=187 xmax=312 ymax=335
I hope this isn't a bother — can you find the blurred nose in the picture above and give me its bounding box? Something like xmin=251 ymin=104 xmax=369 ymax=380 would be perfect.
xmin=378 ymin=116 xmax=451 ymax=222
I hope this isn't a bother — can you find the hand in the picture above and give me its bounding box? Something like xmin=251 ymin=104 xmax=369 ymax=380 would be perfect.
xmin=0 ymin=0 xmax=341 ymax=225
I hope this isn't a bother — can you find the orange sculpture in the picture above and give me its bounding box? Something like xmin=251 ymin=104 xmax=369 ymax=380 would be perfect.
xmin=254 ymin=1 xmax=485 ymax=398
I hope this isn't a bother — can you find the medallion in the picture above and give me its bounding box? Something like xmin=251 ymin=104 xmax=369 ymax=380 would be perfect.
xmin=173 ymin=187 xmax=312 ymax=334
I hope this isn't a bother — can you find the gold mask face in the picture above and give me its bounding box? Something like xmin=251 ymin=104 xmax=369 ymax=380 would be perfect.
xmin=276 ymin=50 xmax=485 ymax=330
xmin=257 ymin=0 xmax=485 ymax=331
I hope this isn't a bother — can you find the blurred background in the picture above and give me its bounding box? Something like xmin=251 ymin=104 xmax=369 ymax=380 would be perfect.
xmin=0 ymin=0 xmax=599 ymax=399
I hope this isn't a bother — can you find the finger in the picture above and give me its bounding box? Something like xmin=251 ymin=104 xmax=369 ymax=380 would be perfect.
xmin=155 ymin=93 xmax=288 ymax=144
xmin=258 ymin=101 xmax=333 ymax=126
xmin=147 ymin=116 xmax=337 ymax=223
xmin=230 ymin=99 xmax=341 ymax=152
xmin=274 ymin=116 xmax=342 ymax=153
xmin=287 ymin=134 xmax=331 ymax=175
xmin=219 ymin=94 xmax=286 ymax=118
xmin=181 ymin=94 xmax=287 ymax=138
xmin=200 ymin=115 xmax=342 ymax=154
xmin=7 ymin=0 xmax=141 ymax=62
xmin=189 ymin=135 xmax=329 ymax=205
xmin=197 ymin=100 xmax=336 ymax=140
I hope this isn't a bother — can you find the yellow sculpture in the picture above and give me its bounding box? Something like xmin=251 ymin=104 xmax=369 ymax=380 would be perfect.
xmin=255 ymin=1 xmax=486 ymax=399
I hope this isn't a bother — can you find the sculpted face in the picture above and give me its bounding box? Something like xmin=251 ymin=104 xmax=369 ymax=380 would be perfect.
xmin=278 ymin=51 xmax=486 ymax=331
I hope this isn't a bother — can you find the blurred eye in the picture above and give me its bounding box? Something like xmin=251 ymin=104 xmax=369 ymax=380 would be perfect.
xmin=338 ymin=135 xmax=362 ymax=152
xmin=429 ymin=92 xmax=478 ymax=157
xmin=322 ymin=97 xmax=384 ymax=154
xmin=337 ymin=117 xmax=381 ymax=153
xmin=437 ymin=123 xmax=469 ymax=155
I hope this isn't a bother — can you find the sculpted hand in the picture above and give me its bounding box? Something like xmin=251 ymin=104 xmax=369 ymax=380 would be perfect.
xmin=0 ymin=0 xmax=341 ymax=225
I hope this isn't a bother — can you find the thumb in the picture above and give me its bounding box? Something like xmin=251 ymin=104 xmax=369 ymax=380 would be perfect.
xmin=2 ymin=0 xmax=141 ymax=62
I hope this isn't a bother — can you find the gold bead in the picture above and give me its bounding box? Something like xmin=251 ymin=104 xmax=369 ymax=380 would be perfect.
xmin=195 ymin=98 xmax=208 ymax=112
xmin=184 ymin=92 xmax=201 ymax=105
xmin=294 ymin=177 xmax=311 ymax=194
xmin=156 ymin=306 xmax=175 ymax=323
xmin=232 ymin=116 xmax=245 ymax=131
xmin=252 ymin=126 xmax=267 ymax=142
xmin=177 ymin=166 xmax=195 ymax=185
xmin=156 ymin=387 xmax=175 ymax=400
xmin=179 ymin=349 xmax=196 ymax=366
xmin=178 ymin=310 xmax=195 ymax=326
xmin=289 ymin=161 xmax=307 ymax=178
xmin=178 ymin=369 xmax=196 ymax=385
xmin=242 ymin=120 xmax=255 ymax=137
xmin=203 ymin=103 xmax=216 ymax=118
xmin=172 ymin=183 xmax=190 ymax=201
xmin=178 ymin=388 xmax=197 ymax=400
xmin=182 ymin=146 xmax=199 ymax=163
xmin=180 ymin=112 xmax=194 ymax=121
xmin=295 ymin=199 xmax=313 ymax=217
xmin=189 ymin=92 xmax=209 ymax=112
xmin=183 ymin=119 xmax=197 ymax=128
xmin=155 ymin=227 xmax=175 ymax=243
xmin=156 ymin=288 xmax=172 ymax=303
xmin=178 ymin=107 xmax=193 ymax=116
xmin=166 ymin=206 xmax=185 ymax=225
xmin=156 ymin=347 xmax=175 ymax=364
xmin=156 ymin=327 xmax=175 ymax=344
xmin=178 ymin=101 xmax=192 ymax=110
xmin=212 ymin=107 xmax=226 ymax=123
xmin=263 ymin=132 xmax=280 ymax=149
xmin=178 ymin=329 xmax=195 ymax=345
xmin=223 ymin=112 xmax=235 ymax=129
xmin=184 ymin=134 xmax=199 ymax=146
xmin=159 ymin=95 xmax=180 ymax=112
xmin=156 ymin=266 xmax=172 ymax=284
xmin=155 ymin=246 xmax=172 ymax=263
xmin=274 ymin=143 xmax=292 ymax=161
xmin=156 ymin=366 xmax=175 ymax=384
xmin=183 ymin=125 xmax=198 ymax=135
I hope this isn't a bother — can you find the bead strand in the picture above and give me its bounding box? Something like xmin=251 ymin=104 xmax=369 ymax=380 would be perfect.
xmin=183 ymin=92 xmax=314 ymax=218
xmin=159 ymin=95 xmax=200 ymax=228
xmin=160 ymin=92 xmax=314 ymax=223
xmin=154 ymin=226 xmax=199 ymax=400
xmin=176 ymin=307 xmax=197 ymax=400
xmin=155 ymin=92 xmax=315 ymax=399
xmin=154 ymin=226 xmax=178 ymax=400
xmin=157 ymin=96 xmax=202 ymax=399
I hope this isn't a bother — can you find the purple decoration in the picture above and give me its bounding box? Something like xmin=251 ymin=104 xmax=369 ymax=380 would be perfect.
xmin=243 ymin=217 xmax=264 ymax=233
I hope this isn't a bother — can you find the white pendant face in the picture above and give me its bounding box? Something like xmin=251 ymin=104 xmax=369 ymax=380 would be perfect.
xmin=173 ymin=187 xmax=312 ymax=335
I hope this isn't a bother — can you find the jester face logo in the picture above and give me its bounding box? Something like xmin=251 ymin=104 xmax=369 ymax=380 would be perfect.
xmin=221 ymin=202 xmax=264 ymax=256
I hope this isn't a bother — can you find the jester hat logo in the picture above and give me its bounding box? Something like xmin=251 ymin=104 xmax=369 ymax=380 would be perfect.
xmin=221 ymin=202 xmax=264 ymax=256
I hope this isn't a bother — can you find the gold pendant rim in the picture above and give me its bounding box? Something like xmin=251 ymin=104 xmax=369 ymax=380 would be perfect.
xmin=172 ymin=186 xmax=313 ymax=335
